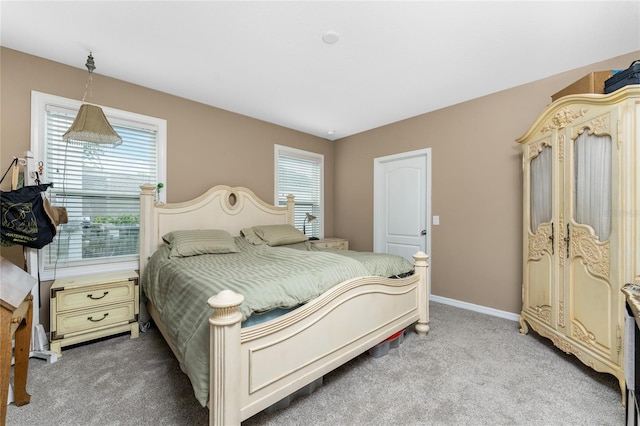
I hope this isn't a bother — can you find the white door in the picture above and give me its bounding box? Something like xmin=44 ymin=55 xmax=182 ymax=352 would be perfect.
xmin=373 ymin=149 xmax=431 ymax=264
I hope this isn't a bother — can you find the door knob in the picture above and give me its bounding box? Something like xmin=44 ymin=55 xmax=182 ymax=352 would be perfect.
xmin=421 ymin=230 xmax=427 ymax=236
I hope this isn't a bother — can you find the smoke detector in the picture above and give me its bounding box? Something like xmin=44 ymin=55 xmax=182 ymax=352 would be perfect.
xmin=322 ymin=31 xmax=340 ymax=44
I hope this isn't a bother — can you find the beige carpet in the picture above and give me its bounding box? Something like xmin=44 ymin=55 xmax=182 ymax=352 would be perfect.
xmin=6 ymin=302 xmax=624 ymax=425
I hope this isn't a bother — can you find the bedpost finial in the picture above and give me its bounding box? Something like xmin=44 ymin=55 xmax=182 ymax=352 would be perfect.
xmin=208 ymin=290 xmax=244 ymax=325
xmin=140 ymin=183 xmax=157 ymax=195
xmin=412 ymin=251 xmax=429 ymax=267
xmin=209 ymin=289 xmax=244 ymax=308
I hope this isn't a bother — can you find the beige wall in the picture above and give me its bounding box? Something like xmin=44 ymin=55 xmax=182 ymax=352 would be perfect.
xmin=0 ymin=47 xmax=334 ymax=252
xmin=0 ymin=48 xmax=333 ymax=326
xmin=334 ymin=50 xmax=640 ymax=315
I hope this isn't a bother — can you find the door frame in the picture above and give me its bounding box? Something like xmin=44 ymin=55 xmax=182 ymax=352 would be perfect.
xmin=373 ymin=148 xmax=432 ymax=279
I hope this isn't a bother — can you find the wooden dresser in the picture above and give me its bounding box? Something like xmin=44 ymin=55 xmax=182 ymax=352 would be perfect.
xmin=50 ymin=270 xmax=139 ymax=356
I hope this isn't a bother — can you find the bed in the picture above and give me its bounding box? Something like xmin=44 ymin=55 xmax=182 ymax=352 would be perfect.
xmin=138 ymin=184 xmax=430 ymax=425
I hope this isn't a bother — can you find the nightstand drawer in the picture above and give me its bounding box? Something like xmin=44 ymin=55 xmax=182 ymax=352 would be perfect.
xmin=54 ymin=280 xmax=136 ymax=312
xmin=53 ymin=301 xmax=136 ymax=338
xmin=310 ymin=238 xmax=349 ymax=250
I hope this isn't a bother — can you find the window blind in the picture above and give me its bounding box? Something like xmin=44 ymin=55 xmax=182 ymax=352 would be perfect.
xmin=276 ymin=151 xmax=322 ymax=238
xmin=42 ymin=106 xmax=158 ymax=270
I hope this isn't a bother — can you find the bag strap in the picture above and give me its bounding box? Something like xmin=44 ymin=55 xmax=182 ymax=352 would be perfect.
xmin=11 ymin=162 xmax=19 ymax=190
xmin=0 ymin=157 xmax=19 ymax=185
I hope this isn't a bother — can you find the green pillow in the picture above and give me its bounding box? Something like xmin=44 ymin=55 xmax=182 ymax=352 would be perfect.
xmin=252 ymin=224 xmax=307 ymax=246
xmin=162 ymin=229 xmax=239 ymax=258
xmin=240 ymin=227 xmax=266 ymax=245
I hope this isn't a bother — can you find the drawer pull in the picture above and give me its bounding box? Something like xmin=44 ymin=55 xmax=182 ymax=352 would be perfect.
xmin=87 ymin=291 xmax=109 ymax=300
xmin=87 ymin=313 xmax=109 ymax=322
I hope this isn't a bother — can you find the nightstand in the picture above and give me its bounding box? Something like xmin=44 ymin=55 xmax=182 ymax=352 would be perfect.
xmin=50 ymin=270 xmax=139 ymax=357
xmin=309 ymin=237 xmax=349 ymax=250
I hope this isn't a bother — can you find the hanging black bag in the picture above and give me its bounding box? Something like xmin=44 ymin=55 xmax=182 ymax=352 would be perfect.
xmin=1 ymin=183 xmax=57 ymax=249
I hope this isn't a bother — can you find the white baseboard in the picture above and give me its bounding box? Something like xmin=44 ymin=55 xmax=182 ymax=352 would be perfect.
xmin=431 ymin=294 xmax=520 ymax=322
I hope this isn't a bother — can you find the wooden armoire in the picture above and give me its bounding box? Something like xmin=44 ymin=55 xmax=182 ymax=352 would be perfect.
xmin=517 ymin=85 xmax=640 ymax=396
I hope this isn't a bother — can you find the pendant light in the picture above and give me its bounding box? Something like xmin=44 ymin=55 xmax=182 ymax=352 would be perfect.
xmin=62 ymin=53 xmax=122 ymax=147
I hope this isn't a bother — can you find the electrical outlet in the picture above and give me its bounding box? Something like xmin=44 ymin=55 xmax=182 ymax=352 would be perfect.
xmin=433 ymin=216 xmax=440 ymax=225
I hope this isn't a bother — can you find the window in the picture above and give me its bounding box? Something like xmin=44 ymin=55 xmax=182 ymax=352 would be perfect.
xmin=274 ymin=145 xmax=323 ymax=239
xmin=31 ymin=91 xmax=166 ymax=279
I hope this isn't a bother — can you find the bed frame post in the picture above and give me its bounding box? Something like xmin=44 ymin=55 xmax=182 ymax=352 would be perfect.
xmin=139 ymin=184 xmax=157 ymax=275
xmin=286 ymin=194 xmax=295 ymax=225
xmin=412 ymin=251 xmax=430 ymax=336
xmin=208 ymin=290 xmax=245 ymax=426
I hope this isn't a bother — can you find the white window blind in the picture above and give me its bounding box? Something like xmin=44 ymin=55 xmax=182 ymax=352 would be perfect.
xmin=275 ymin=145 xmax=323 ymax=238
xmin=31 ymin=92 xmax=166 ymax=278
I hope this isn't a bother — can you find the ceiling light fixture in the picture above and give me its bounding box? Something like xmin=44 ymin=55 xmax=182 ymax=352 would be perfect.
xmin=63 ymin=53 xmax=122 ymax=147
xmin=322 ymin=31 xmax=340 ymax=44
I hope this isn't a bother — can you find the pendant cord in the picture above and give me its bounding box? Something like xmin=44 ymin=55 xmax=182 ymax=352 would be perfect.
xmin=82 ymin=73 xmax=93 ymax=103
xmin=81 ymin=52 xmax=96 ymax=103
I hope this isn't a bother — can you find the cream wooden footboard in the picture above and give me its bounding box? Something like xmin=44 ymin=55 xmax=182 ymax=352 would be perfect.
xmin=138 ymin=184 xmax=430 ymax=425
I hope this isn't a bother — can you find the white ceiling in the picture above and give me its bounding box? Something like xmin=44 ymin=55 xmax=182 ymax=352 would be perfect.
xmin=2 ymin=1 xmax=639 ymax=140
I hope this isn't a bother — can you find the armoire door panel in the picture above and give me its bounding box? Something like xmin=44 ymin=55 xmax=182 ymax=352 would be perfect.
xmin=564 ymin=110 xmax=619 ymax=364
xmin=568 ymin=224 xmax=611 ymax=281
xmin=525 ymin=255 xmax=553 ymax=326
xmin=569 ymin=260 xmax=615 ymax=360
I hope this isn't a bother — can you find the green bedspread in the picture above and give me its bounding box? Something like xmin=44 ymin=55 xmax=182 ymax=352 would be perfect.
xmin=141 ymin=236 xmax=413 ymax=406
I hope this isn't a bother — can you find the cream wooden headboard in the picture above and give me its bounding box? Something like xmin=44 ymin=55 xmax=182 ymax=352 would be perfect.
xmin=138 ymin=184 xmax=295 ymax=275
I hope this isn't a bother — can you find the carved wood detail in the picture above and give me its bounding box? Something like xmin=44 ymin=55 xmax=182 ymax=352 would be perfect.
xmin=558 ymin=300 xmax=564 ymax=328
xmin=571 ymin=320 xmax=596 ymax=348
xmin=574 ymin=113 xmax=610 ymax=138
xmin=529 ymin=320 xmax=581 ymax=356
xmin=541 ymin=107 xmax=588 ymax=133
xmin=532 ymin=305 xmax=552 ymax=325
xmin=617 ymin=118 xmax=623 ymax=149
xmin=528 ymin=138 xmax=552 ymax=160
xmin=571 ymin=319 xmax=612 ymax=357
xmin=518 ymin=315 xmax=529 ymax=335
xmin=528 ymin=222 xmax=553 ymax=260
xmin=570 ymin=226 xmax=610 ymax=281
xmin=558 ymin=214 xmax=565 ymax=267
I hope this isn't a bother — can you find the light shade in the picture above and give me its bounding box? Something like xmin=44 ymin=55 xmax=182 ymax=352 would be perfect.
xmin=303 ymin=212 xmax=317 ymax=235
xmin=63 ymin=104 xmax=122 ymax=146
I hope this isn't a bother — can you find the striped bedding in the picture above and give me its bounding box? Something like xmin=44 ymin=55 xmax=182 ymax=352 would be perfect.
xmin=141 ymin=236 xmax=413 ymax=406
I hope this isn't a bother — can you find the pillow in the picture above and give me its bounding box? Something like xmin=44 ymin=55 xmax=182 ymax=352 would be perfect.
xmin=252 ymin=224 xmax=307 ymax=246
xmin=162 ymin=229 xmax=239 ymax=258
xmin=240 ymin=227 xmax=266 ymax=245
